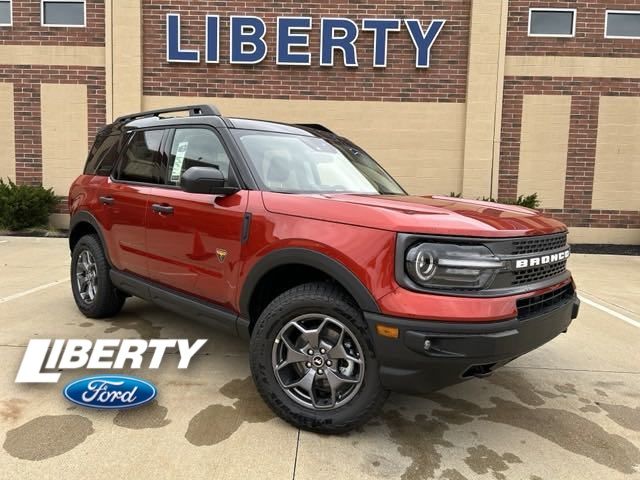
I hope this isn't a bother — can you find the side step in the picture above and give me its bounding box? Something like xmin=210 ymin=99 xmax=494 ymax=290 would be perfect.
xmin=110 ymin=269 xmax=241 ymax=337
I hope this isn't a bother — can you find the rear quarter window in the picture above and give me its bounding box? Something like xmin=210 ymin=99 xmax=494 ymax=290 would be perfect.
xmin=84 ymin=133 xmax=120 ymax=176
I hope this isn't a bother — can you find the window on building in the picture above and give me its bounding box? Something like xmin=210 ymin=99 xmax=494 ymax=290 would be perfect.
xmin=166 ymin=128 xmax=232 ymax=186
xmin=606 ymin=11 xmax=640 ymax=39
xmin=528 ymin=9 xmax=576 ymax=37
xmin=41 ymin=0 xmax=85 ymax=27
xmin=116 ymin=130 xmax=165 ymax=184
xmin=0 ymin=0 xmax=11 ymax=26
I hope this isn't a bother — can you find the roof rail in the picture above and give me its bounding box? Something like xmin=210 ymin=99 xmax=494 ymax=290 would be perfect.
xmin=295 ymin=123 xmax=335 ymax=135
xmin=114 ymin=104 xmax=221 ymax=124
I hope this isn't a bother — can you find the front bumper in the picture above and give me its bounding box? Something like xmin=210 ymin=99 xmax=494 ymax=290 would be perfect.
xmin=364 ymin=294 xmax=580 ymax=394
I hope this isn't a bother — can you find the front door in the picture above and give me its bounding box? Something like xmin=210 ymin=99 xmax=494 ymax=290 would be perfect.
xmin=145 ymin=127 xmax=248 ymax=310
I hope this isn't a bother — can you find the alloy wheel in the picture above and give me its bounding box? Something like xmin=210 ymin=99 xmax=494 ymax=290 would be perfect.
xmin=76 ymin=250 xmax=98 ymax=304
xmin=271 ymin=314 xmax=365 ymax=410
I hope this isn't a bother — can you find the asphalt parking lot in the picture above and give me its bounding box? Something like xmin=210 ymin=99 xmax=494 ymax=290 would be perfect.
xmin=0 ymin=237 xmax=639 ymax=480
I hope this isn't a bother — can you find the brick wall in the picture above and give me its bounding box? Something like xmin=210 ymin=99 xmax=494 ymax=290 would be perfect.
xmin=507 ymin=0 xmax=640 ymax=57
xmin=499 ymin=76 xmax=640 ymax=229
xmin=0 ymin=66 xmax=105 ymax=186
xmin=0 ymin=0 xmax=104 ymax=46
xmin=142 ymin=0 xmax=471 ymax=102
xmin=0 ymin=0 xmax=106 ymax=189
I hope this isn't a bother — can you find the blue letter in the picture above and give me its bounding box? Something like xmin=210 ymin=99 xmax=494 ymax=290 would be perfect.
xmin=205 ymin=15 xmax=219 ymax=63
xmin=405 ymin=19 xmax=445 ymax=68
xmin=362 ymin=19 xmax=400 ymax=67
xmin=230 ymin=16 xmax=267 ymax=64
xmin=277 ymin=17 xmax=312 ymax=65
xmin=166 ymin=14 xmax=200 ymax=63
xmin=320 ymin=18 xmax=359 ymax=67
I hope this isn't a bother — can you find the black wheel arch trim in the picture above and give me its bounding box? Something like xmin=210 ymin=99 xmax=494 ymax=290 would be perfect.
xmin=239 ymin=247 xmax=380 ymax=320
xmin=69 ymin=210 xmax=112 ymax=264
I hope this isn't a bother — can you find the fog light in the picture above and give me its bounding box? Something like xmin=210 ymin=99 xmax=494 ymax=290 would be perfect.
xmin=376 ymin=324 xmax=399 ymax=339
xmin=424 ymin=339 xmax=431 ymax=351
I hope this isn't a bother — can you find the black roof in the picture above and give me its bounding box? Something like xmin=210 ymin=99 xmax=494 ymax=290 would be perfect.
xmin=110 ymin=104 xmax=336 ymax=138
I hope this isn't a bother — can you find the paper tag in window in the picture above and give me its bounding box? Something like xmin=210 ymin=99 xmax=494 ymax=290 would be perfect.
xmin=170 ymin=142 xmax=189 ymax=182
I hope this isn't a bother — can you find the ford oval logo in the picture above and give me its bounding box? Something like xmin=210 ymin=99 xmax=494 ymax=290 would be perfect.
xmin=63 ymin=375 xmax=157 ymax=409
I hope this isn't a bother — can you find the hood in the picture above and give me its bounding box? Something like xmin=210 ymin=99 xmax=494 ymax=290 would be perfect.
xmin=261 ymin=193 xmax=567 ymax=238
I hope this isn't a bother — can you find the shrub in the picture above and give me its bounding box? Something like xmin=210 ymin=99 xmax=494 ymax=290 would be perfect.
xmin=0 ymin=178 xmax=58 ymax=231
xmin=449 ymin=192 xmax=541 ymax=209
xmin=508 ymin=193 xmax=540 ymax=209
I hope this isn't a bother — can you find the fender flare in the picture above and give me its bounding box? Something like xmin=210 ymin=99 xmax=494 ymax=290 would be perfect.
xmin=239 ymin=248 xmax=380 ymax=319
xmin=68 ymin=211 xmax=112 ymax=264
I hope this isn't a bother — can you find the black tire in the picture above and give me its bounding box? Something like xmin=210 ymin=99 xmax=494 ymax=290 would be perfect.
xmin=70 ymin=234 xmax=126 ymax=318
xmin=250 ymin=282 xmax=389 ymax=434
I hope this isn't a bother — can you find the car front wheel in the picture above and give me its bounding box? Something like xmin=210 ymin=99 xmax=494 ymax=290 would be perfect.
xmin=250 ymin=282 xmax=388 ymax=433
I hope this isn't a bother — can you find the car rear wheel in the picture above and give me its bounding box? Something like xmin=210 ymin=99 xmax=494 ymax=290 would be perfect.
xmin=250 ymin=282 xmax=388 ymax=433
xmin=71 ymin=235 xmax=126 ymax=318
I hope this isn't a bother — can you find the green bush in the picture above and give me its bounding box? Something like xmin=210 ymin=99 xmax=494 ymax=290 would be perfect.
xmin=449 ymin=192 xmax=541 ymax=209
xmin=506 ymin=193 xmax=540 ymax=209
xmin=0 ymin=178 xmax=58 ymax=231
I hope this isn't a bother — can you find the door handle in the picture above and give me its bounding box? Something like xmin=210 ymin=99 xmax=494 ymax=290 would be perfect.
xmin=99 ymin=196 xmax=114 ymax=205
xmin=151 ymin=203 xmax=174 ymax=215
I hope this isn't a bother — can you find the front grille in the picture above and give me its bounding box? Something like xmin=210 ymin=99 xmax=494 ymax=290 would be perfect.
xmin=517 ymin=283 xmax=574 ymax=320
xmin=510 ymin=233 xmax=567 ymax=255
xmin=483 ymin=233 xmax=570 ymax=290
xmin=512 ymin=259 xmax=568 ymax=286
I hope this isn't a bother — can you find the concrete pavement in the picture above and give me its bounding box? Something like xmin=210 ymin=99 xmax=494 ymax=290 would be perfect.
xmin=0 ymin=237 xmax=639 ymax=479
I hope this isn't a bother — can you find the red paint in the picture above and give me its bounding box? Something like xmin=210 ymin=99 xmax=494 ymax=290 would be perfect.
xmin=70 ymin=178 xmax=573 ymax=323
xmin=145 ymin=187 xmax=248 ymax=310
xmin=261 ymin=192 xmax=567 ymax=238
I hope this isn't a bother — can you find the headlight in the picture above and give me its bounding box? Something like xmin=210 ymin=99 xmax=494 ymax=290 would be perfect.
xmin=405 ymin=243 xmax=504 ymax=290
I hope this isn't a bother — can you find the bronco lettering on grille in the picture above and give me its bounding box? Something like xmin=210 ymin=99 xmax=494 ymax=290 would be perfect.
xmin=514 ymin=249 xmax=570 ymax=270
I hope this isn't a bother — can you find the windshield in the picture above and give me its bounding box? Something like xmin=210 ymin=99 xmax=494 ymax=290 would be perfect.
xmin=232 ymin=129 xmax=406 ymax=195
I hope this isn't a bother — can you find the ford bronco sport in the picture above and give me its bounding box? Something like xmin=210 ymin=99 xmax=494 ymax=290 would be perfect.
xmin=69 ymin=104 xmax=580 ymax=433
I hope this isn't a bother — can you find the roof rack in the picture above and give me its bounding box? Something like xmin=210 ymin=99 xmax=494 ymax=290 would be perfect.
xmin=114 ymin=104 xmax=221 ymax=124
xmin=295 ymin=123 xmax=335 ymax=134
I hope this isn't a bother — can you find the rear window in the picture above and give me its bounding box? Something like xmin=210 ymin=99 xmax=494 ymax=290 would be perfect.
xmin=84 ymin=133 xmax=120 ymax=176
xmin=115 ymin=129 xmax=165 ymax=184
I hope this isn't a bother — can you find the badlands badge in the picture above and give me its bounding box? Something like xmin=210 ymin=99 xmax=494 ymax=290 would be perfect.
xmin=216 ymin=248 xmax=227 ymax=263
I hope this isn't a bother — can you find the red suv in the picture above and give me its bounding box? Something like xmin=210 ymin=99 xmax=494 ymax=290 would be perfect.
xmin=69 ymin=105 xmax=579 ymax=433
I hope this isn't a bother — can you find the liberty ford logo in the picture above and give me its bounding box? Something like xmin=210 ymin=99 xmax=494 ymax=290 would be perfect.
xmin=63 ymin=375 xmax=157 ymax=409
xmin=514 ymin=248 xmax=570 ymax=269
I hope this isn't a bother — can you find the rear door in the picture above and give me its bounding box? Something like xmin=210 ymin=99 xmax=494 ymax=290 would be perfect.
xmin=145 ymin=126 xmax=248 ymax=310
xmin=100 ymin=128 xmax=166 ymax=276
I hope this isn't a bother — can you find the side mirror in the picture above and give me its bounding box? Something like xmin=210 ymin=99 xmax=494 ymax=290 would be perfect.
xmin=180 ymin=166 xmax=239 ymax=195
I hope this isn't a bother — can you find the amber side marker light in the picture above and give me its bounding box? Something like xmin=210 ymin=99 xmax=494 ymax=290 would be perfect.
xmin=376 ymin=324 xmax=399 ymax=339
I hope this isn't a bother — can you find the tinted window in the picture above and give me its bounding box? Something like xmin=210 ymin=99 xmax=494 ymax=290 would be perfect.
xmin=165 ymin=128 xmax=231 ymax=186
xmin=42 ymin=1 xmax=84 ymax=26
xmin=529 ymin=10 xmax=575 ymax=36
xmin=117 ymin=130 xmax=164 ymax=184
xmin=0 ymin=1 xmax=10 ymax=25
xmin=606 ymin=12 xmax=640 ymax=38
xmin=84 ymin=133 xmax=119 ymax=176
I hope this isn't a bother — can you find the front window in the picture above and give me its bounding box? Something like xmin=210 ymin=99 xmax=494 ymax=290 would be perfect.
xmin=166 ymin=128 xmax=232 ymax=186
xmin=232 ymin=129 xmax=405 ymax=195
